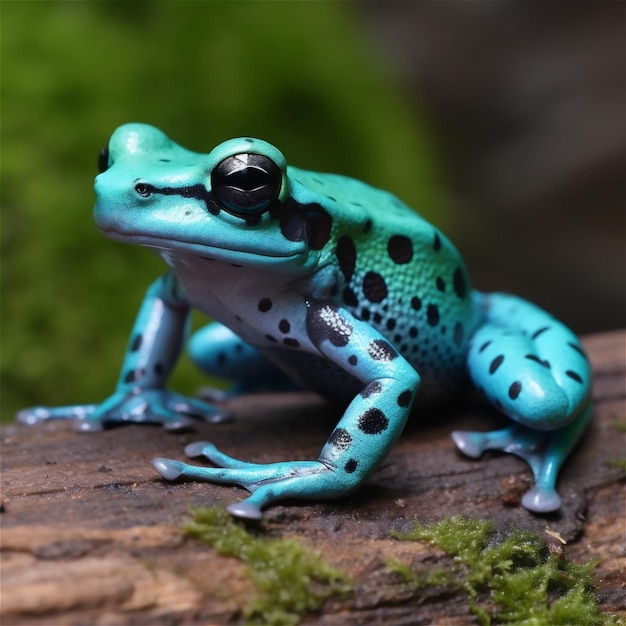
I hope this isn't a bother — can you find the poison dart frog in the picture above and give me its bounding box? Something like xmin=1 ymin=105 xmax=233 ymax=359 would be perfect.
xmin=18 ymin=123 xmax=593 ymax=519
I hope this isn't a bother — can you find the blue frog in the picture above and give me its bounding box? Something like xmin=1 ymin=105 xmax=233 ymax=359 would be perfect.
xmin=19 ymin=124 xmax=592 ymax=519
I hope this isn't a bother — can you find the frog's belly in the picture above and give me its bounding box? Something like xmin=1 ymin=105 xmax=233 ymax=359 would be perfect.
xmin=263 ymin=347 xmax=469 ymax=407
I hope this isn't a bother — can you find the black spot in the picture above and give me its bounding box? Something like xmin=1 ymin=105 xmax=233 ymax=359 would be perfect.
xmin=386 ymin=318 xmax=397 ymax=331
xmin=411 ymin=296 xmax=422 ymax=311
xmin=525 ymin=354 xmax=551 ymax=368
xmin=478 ymin=340 xmax=492 ymax=353
xmin=393 ymin=333 xmax=402 ymax=343
xmin=278 ymin=212 xmax=305 ymax=242
xmin=124 ymin=368 xmax=145 ymax=384
xmin=265 ymin=334 xmax=277 ymax=343
xmin=358 ymin=408 xmax=389 ymax=435
xmin=348 ymin=355 xmax=358 ymax=366
xmin=426 ymin=304 xmax=440 ymax=327
xmin=306 ymin=302 xmax=353 ymax=347
xmin=342 ymin=287 xmax=359 ymax=308
xmin=453 ymin=322 xmax=464 ymax=346
xmin=362 ymin=272 xmax=388 ymax=303
xmin=336 ymin=236 xmax=357 ymax=281
xmin=283 ymin=338 xmax=300 ymax=348
xmin=387 ymin=235 xmax=414 ymax=264
xmin=433 ymin=232 xmax=442 ymax=251
xmin=367 ymin=339 xmax=398 ymax=361
xmin=258 ymin=298 xmax=272 ymax=312
xmin=360 ymin=381 xmax=384 ymax=398
xmin=568 ymin=342 xmax=587 ymax=359
xmin=363 ymin=219 xmax=372 ymax=233
xmin=360 ymin=307 xmax=371 ymax=321
xmin=131 ymin=334 xmax=143 ymax=352
xmin=154 ymin=363 xmax=163 ymax=376
xmin=436 ymin=277 xmax=445 ymax=292
xmin=373 ymin=312 xmax=382 ymax=324
xmin=344 ymin=459 xmax=358 ymax=473
xmin=409 ymin=326 xmax=418 ymax=338
xmin=566 ymin=370 xmax=583 ymax=383
xmin=453 ymin=268 xmax=466 ymax=299
xmin=489 ymin=355 xmax=504 ymax=374
xmin=328 ymin=428 xmax=352 ymax=451
xmin=532 ymin=326 xmax=550 ymax=339
xmin=270 ymin=199 xmax=332 ymax=250
xmin=397 ymin=390 xmax=412 ymax=407
xmin=509 ymin=381 xmax=522 ymax=399
xmin=278 ymin=319 xmax=291 ymax=334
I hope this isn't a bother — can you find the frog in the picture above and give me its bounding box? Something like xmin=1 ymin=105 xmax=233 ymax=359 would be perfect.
xmin=18 ymin=123 xmax=593 ymax=520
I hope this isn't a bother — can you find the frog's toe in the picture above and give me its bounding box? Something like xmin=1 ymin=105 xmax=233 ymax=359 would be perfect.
xmin=451 ymin=430 xmax=487 ymax=458
xmin=75 ymin=419 xmax=106 ymax=433
xmin=153 ymin=458 xmax=185 ymax=481
xmin=521 ymin=486 xmax=562 ymax=514
xmin=184 ymin=441 xmax=212 ymax=457
xmin=162 ymin=415 xmax=194 ymax=431
xmin=16 ymin=407 xmax=51 ymax=425
xmin=227 ymin=501 xmax=263 ymax=520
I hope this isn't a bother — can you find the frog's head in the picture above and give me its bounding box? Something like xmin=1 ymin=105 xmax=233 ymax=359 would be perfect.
xmin=94 ymin=124 xmax=332 ymax=271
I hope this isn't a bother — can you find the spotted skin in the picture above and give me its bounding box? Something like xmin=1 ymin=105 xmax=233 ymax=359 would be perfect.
xmin=18 ymin=123 xmax=593 ymax=518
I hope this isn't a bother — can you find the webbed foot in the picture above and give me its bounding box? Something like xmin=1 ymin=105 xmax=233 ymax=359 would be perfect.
xmin=153 ymin=441 xmax=354 ymax=519
xmin=453 ymin=404 xmax=592 ymax=513
xmin=17 ymin=389 xmax=229 ymax=432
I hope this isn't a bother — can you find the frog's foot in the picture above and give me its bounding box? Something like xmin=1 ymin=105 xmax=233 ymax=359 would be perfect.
xmin=452 ymin=425 xmax=561 ymax=512
xmin=452 ymin=404 xmax=592 ymax=513
xmin=153 ymin=442 xmax=352 ymax=520
xmin=17 ymin=390 xmax=228 ymax=432
xmin=17 ymin=404 xmax=99 ymax=426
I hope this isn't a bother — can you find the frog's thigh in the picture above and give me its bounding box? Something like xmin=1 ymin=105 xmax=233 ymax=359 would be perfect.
xmin=188 ymin=322 xmax=282 ymax=382
xmin=466 ymin=308 xmax=590 ymax=430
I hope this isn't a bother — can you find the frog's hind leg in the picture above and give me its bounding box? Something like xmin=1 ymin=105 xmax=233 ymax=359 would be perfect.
xmin=188 ymin=323 xmax=295 ymax=395
xmin=453 ymin=292 xmax=592 ymax=513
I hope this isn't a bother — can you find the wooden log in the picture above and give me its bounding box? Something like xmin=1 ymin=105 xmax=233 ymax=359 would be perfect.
xmin=1 ymin=330 xmax=624 ymax=624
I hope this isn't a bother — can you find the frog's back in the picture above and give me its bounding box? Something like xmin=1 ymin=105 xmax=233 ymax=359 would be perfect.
xmin=288 ymin=166 xmax=480 ymax=400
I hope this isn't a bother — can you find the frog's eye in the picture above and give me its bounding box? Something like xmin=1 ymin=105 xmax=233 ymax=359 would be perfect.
xmin=98 ymin=146 xmax=110 ymax=173
xmin=134 ymin=183 xmax=152 ymax=197
xmin=211 ymin=153 xmax=282 ymax=217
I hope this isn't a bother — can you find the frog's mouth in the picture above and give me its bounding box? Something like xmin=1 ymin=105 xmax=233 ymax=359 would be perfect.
xmin=97 ymin=227 xmax=309 ymax=268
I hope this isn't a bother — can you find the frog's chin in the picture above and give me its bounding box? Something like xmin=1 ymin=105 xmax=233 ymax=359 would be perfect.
xmin=97 ymin=227 xmax=309 ymax=269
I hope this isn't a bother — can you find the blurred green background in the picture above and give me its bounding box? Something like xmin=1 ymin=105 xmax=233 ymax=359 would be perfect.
xmin=3 ymin=2 xmax=623 ymax=423
xmin=1 ymin=1 xmax=445 ymax=420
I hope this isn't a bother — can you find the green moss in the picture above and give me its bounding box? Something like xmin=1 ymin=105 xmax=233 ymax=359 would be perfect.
xmin=184 ymin=506 xmax=350 ymax=625
xmin=390 ymin=516 xmax=620 ymax=626
xmin=606 ymin=458 xmax=626 ymax=472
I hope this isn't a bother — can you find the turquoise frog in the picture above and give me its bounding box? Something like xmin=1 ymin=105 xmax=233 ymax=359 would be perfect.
xmin=19 ymin=124 xmax=592 ymax=519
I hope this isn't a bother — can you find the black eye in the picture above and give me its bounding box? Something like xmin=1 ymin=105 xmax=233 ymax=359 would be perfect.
xmin=135 ymin=183 xmax=152 ymax=197
xmin=98 ymin=146 xmax=110 ymax=173
xmin=211 ymin=153 xmax=282 ymax=217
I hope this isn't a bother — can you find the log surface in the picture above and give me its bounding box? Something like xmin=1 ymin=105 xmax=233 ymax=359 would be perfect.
xmin=1 ymin=331 xmax=625 ymax=624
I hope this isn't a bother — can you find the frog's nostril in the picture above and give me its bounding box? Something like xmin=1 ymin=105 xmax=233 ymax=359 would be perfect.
xmin=98 ymin=146 xmax=110 ymax=173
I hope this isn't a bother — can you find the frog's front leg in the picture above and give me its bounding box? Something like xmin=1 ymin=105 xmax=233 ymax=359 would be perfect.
xmin=454 ymin=292 xmax=592 ymax=513
xmin=18 ymin=272 xmax=222 ymax=431
xmin=154 ymin=301 xmax=420 ymax=519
